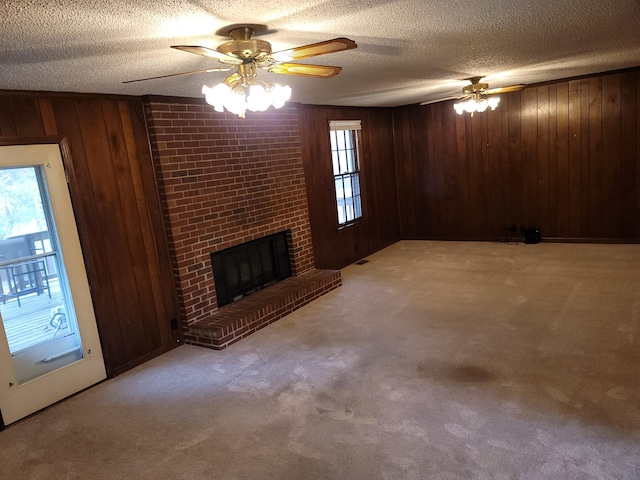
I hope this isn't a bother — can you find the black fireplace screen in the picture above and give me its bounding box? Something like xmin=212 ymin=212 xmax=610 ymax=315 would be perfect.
xmin=211 ymin=231 xmax=292 ymax=307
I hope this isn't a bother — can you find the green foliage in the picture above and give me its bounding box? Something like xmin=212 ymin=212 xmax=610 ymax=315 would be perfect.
xmin=0 ymin=167 xmax=46 ymax=240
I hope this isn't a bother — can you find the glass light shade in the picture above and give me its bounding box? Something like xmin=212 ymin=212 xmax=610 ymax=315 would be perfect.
xmin=247 ymin=85 xmax=271 ymax=112
xmin=202 ymin=83 xmax=230 ymax=113
xmin=270 ymin=84 xmax=292 ymax=109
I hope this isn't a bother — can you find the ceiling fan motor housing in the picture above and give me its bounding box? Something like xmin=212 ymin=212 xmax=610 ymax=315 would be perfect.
xmin=216 ymin=27 xmax=272 ymax=61
xmin=462 ymin=81 xmax=489 ymax=95
xmin=217 ymin=39 xmax=272 ymax=60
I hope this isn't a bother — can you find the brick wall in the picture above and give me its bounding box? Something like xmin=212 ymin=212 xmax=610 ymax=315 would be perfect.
xmin=144 ymin=97 xmax=315 ymax=327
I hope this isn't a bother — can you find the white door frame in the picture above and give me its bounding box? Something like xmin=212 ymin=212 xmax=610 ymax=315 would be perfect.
xmin=0 ymin=143 xmax=106 ymax=427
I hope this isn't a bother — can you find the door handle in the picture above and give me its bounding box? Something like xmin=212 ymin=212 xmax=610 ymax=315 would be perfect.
xmin=36 ymin=347 xmax=81 ymax=364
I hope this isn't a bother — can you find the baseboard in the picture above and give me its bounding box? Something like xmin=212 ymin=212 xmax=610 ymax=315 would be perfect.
xmin=109 ymin=340 xmax=182 ymax=378
xmin=400 ymin=236 xmax=640 ymax=245
xmin=542 ymin=237 xmax=640 ymax=244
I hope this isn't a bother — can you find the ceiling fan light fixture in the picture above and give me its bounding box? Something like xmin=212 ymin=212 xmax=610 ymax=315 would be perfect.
xmin=202 ymin=79 xmax=292 ymax=118
xmin=454 ymin=95 xmax=500 ymax=116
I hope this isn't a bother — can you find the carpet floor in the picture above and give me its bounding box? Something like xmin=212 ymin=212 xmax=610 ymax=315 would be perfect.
xmin=1 ymin=240 xmax=639 ymax=479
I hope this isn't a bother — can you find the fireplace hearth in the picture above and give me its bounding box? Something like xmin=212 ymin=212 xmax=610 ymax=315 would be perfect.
xmin=211 ymin=231 xmax=292 ymax=308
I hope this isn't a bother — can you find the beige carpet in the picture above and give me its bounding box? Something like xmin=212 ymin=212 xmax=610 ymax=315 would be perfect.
xmin=1 ymin=241 xmax=639 ymax=479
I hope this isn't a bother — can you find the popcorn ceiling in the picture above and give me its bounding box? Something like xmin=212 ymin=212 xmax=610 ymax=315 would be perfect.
xmin=0 ymin=0 xmax=639 ymax=107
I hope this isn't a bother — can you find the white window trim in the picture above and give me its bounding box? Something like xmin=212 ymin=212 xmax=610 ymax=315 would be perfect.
xmin=329 ymin=120 xmax=362 ymax=131
xmin=329 ymin=120 xmax=363 ymax=227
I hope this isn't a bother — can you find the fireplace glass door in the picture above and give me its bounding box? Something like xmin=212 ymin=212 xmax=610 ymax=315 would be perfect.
xmin=212 ymin=231 xmax=291 ymax=307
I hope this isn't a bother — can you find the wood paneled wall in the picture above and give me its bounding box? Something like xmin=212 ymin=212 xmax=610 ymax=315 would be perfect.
xmin=394 ymin=68 xmax=640 ymax=241
xmin=0 ymin=92 xmax=179 ymax=376
xmin=298 ymin=106 xmax=400 ymax=269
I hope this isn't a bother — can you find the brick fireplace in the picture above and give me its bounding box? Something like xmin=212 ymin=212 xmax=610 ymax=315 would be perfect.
xmin=144 ymin=97 xmax=340 ymax=348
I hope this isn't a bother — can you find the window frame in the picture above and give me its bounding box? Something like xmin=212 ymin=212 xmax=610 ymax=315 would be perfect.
xmin=329 ymin=120 xmax=363 ymax=229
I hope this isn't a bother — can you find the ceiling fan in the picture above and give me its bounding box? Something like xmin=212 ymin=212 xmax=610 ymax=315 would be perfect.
xmin=124 ymin=24 xmax=356 ymax=117
xmin=125 ymin=24 xmax=357 ymax=84
xmin=421 ymin=76 xmax=525 ymax=115
xmin=123 ymin=24 xmax=357 ymax=83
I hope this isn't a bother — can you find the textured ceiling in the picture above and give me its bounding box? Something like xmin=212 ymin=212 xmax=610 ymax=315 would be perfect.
xmin=1 ymin=0 xmax=640 ymax=107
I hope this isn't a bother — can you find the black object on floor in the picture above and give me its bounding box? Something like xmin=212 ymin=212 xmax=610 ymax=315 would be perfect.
xmin=525 ymin=227 xmax=541 ymax=244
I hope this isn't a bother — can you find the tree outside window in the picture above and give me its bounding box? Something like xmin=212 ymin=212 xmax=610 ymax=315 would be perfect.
xmin=0 ymin=167 xmax=47 ymax=240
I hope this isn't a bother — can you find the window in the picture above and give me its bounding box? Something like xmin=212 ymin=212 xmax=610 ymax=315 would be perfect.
xmin=329 ymin=120 xmax=363 ymax=226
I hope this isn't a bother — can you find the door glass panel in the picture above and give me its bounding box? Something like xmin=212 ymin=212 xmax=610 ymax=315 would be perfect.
xmin=0 ymin=166 xmax=83 ymax=384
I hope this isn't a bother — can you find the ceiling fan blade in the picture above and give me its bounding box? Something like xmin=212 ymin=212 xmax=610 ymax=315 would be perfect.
xmin=171 ymin=45 xmax=243 ymax=65
xmin=270 ymin=38 xmax=357 ymax=62
xmin=268 ymin=63 xmax=342 ymax=78
xmin=419 ymin=95 xmax=462 ymax=106
xmin=485 ymin=84 xmax=525 ymax=94
xmin=123 ymin=66 xmax=234 ymax=84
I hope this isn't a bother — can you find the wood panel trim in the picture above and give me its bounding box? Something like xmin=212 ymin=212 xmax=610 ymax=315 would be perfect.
xmin=0 ymin=89 xmax=142 ymax=102
xmin=0 ymin=135 xmax=65 ymax=146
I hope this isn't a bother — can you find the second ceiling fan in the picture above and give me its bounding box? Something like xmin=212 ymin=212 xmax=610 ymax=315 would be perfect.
xmin=421 ymin=76 xmax=525 ymax=115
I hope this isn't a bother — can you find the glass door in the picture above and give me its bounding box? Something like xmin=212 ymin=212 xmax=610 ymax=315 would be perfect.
xmin=0 ymin=144 xmax=106 ymax=427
